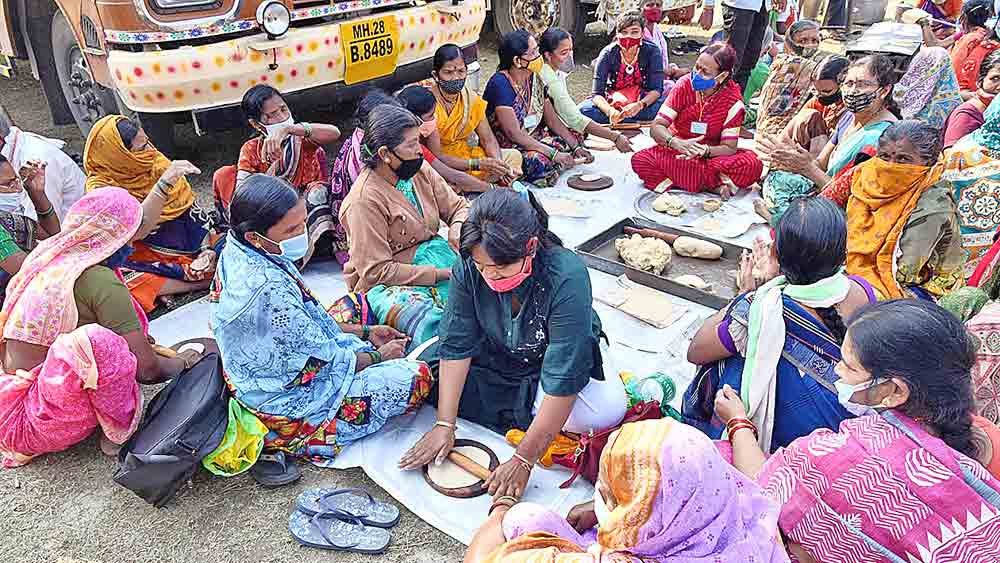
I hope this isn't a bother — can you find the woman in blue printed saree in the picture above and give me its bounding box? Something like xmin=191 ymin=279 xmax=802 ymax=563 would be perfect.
xmin=210 ymin=174 xmax=432 ymax=465
xmin=338 ymin=105 xmax=469 ymax=354
xmin=684 ymin=197 xmax=877 ymax=452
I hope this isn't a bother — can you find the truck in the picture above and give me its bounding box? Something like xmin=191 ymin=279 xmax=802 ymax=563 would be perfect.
xmin=0 ymin=0 xmax=486 ymax=151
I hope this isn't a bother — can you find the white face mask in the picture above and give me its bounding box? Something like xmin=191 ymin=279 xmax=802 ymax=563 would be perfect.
xmin=834 ymin=379 xmax=880 ymax=417
xmin=0 ymin=189 xmax=25 ymax=214
xmin=593 ymin=488 xmax=612 ymax=529
xmin=262 ymin=115 xmax=294 ymax=136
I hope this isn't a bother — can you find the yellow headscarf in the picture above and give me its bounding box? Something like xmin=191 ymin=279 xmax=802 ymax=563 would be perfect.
xmin=846 ymin=157 xmax=943 ymax=299
xmin=83 ymin=115 xmax=194 ymax=222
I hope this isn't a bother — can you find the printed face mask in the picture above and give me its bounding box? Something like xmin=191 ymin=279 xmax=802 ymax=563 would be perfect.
xmin=438 ymin=77 xmax=466 ymax=95
xmin=843 ymin=90 xmax=881 ymax=113
xmin=618 ymin=36 xmax=641 ymax=51
xmin=643 ymin=6 xmax=662 ymax=22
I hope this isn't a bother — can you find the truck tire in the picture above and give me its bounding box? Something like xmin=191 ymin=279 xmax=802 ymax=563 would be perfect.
xmin=50 ymin=11 xmax=117 ymax=137
xmin=493 ymin=0 xmax=585 ymax=39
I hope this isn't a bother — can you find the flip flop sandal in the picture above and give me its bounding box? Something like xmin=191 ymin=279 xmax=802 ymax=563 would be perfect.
xmin=252 ymin=452 xmax=302 ymax=488
xmin=296 ymin=487 xmax=401 ymax=528
xmin=288 ymin=510 xmax=391 ymax=554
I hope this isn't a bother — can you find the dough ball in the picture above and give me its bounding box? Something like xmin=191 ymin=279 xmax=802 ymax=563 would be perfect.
xmin=702 ymin=199 xmax=722 ymax=212
xmin=673 ymin=274 xmax=711 ymax=290
xmin=580 ymin=174 xmax=602 ymax=182
xmin=673 ymin=236 xmax=724 ymax=260
xmin=652 ymin=193 xmax=686 ymax=216
xmin=615 ymin=234 xmax=673 ymax=275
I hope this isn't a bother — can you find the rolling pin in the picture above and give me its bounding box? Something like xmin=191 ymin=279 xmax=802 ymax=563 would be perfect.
xmin=623 ymin=226 xmax=679 ymax=244
xmin=448 ymin=451 xmax=492 ymax=480
xmin=610 ymin=122 xmax=647 ymax=130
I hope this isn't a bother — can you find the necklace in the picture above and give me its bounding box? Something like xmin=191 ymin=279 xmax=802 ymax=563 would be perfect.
xmin=436 ymin=85 xmax=459 ymax=113
xmin=622 ymin=48 xmax=639 ymax=75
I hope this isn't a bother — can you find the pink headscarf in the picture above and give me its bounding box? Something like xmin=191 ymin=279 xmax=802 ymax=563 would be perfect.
xmin=0 ymin=187 xmax=142 ymax=347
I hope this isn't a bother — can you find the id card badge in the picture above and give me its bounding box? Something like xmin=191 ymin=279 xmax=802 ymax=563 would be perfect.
xmin=690 ymin=121 xmax=708 ymax=135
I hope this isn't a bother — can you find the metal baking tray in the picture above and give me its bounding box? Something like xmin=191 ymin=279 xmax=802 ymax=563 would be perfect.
xmin=576 ymin=217 xmax=743 ymax=309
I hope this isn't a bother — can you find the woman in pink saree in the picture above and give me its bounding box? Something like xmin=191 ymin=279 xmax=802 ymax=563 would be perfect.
xmin=0 ymin=173 xmax=213 ymax=468
xmin=716 ymin=299 xmax=1000 ymax=563
xmin=465 ymin=418 xmax=788 ymax=563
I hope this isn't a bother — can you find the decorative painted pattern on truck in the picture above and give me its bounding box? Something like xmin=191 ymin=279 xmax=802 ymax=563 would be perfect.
xmin=104 ymin=0 xmax=413 ymax=44
xmin=105 ymin=0 xmax=486 ymax=113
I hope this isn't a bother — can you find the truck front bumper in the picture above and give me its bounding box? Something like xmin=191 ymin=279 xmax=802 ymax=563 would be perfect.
xmin=107 ymin=0 xmax=486 ymax=114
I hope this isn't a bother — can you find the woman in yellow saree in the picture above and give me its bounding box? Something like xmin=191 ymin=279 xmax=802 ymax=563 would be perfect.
xmin=423 ymin=44 xmax=521 ymax=184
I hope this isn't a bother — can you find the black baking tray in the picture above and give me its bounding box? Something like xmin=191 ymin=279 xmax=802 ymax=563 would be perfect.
xmin=576 ymin=217 xmax=743 ymax=309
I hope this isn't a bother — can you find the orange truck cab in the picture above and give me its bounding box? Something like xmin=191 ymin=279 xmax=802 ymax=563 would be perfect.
xmin=0 ymin=0 xmax=486 ymax=150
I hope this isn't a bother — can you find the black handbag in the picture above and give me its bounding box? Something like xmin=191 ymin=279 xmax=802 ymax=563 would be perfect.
xmin=113 ymin=353 xmax=229 ymax=507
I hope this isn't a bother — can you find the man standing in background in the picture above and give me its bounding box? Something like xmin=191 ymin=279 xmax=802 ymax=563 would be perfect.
xmin=699 ymin=0 xmax=786 ymax=89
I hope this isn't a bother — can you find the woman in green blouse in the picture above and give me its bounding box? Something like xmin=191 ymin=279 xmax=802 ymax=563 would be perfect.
xmin=399 ymin=189 xmax=627 ymax=499
xmin=537 ymin=28 xmax=634 ymax=154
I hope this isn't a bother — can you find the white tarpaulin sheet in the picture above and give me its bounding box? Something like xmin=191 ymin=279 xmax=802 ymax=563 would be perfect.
xmin=146 ymin=141 xmax=761 ymax=545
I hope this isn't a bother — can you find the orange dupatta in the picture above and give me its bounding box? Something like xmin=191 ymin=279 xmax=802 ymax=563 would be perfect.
xmin=846 ymin=157 xmax=943 ymax=299
xmin=83 ymin=115 xmax=194 ymax=222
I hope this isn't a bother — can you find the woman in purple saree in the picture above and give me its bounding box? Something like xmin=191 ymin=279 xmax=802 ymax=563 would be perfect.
xmin=465 ymin=418 xmax=789 ymax=563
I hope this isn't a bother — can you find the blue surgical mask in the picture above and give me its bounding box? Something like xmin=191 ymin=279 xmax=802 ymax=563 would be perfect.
xmin=258 ymin=231 xmax=309 ymax=261
xmin=834 ymin=379 xmax=879 ymax=417
xmin=691 ymin=72 xmax=718 ymax=92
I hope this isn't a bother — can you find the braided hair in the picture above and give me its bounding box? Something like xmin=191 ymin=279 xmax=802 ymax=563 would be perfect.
xmin=775 ymin=197 xmax=849 ymax=341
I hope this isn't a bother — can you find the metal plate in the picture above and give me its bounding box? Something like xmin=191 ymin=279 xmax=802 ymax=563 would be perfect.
xmin=576 ymin=218 xmax=742 ymax=309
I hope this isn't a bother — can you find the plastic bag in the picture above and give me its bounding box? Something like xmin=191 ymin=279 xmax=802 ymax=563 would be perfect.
xmin=202 ymin=398 xmax=267 ymax=477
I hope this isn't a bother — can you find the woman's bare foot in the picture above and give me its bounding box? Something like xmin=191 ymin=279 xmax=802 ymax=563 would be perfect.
xmin=753 ymin=199 xmax=772 ymax=222
xmin=99 ymin=434 xmax=121 ymax=457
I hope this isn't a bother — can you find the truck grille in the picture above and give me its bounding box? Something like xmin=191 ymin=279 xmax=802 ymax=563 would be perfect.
xmin=81 ymin=15 xmax=102 ymax=49
xmin=291 ymin=0 xmax=330 ymax=8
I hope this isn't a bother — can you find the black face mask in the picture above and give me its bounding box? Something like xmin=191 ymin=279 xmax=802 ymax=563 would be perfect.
xmin=817 ymin=91 xmax=842 ymax=107
xmin=390 ymin=148 xmax=424 ymax=181
xmin=438 ymin=77 xmax=466 ymax=95
xmin=103 ymin=244 xmax=135 ymax=270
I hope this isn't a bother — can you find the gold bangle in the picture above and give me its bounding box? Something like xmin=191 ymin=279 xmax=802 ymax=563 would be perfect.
xmin=434 ymin=420 xmax=456 ymax=431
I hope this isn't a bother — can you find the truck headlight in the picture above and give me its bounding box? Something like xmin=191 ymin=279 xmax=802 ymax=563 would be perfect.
xmin=256 ymin=1 xmax=291 ymax=40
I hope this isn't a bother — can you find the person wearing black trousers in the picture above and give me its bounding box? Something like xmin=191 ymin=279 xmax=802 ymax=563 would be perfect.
xmin=699 ymin=0 xmax=785 ymax=90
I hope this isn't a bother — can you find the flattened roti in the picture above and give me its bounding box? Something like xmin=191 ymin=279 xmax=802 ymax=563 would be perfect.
xmin=426 ymin=445 xmax=492 ymax=488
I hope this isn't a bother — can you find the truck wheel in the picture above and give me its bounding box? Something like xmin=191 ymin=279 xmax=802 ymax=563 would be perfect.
xmin=493 ymin=0 xmax=585 ymax=39
xmin=50 ymin=11 xmax=116 ymax=136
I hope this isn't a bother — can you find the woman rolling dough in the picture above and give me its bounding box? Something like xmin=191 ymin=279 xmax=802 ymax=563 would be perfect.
xmin=399 ymin=189 xmax=627 ymax=500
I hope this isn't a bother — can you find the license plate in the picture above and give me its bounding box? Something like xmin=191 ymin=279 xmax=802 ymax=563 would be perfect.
xmin=340 ymin=15 xmax=400 ymax=85
xmin=0 ymin=54 xmax=14 ymax=79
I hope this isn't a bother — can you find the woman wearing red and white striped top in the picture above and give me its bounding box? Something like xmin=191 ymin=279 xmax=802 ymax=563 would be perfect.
xmin=631 ymin=42 xmax=763 ymax=198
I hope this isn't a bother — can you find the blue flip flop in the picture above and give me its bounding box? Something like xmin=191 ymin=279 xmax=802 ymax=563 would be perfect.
xmin=288 ymin=510 xmax=391 ymax=554
xmin=296 ymin=487 xmax=401 ymax=528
